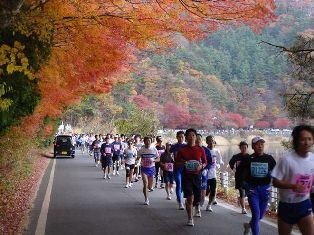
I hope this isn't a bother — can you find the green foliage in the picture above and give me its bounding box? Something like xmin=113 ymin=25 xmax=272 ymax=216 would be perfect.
xmin=115 ymin=105 xmax=160 ymax=137
xmin=35 ymin=117 xmax=60 ymax=148
xmin=0 ymin=27 xmax=52 ymax=134
xmin=0 ymin=83 xmax=12 ymax=111
xmin=199 ymin=76 xmax=234 ymax=110
xmin=0 ymin=73 xmax=40 ymax=134
xmin=281 ymin=139 xmax=293 ymax=150
xmin=63 ymin=96 xmax=97 ymax=127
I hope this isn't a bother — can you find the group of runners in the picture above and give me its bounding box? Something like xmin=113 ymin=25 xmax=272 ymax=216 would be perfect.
xmin=74 ymin=124 xmax=314 ymax=235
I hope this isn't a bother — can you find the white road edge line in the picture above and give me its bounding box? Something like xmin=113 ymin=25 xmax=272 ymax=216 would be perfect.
xmin=35 ymin=158 xmax=56 ymax=235
xmin=216 ymin=199 xmax=301 ymax=235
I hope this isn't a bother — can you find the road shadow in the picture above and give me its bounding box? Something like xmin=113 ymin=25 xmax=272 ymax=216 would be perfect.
xmin=40 ymin=153 xmax=54 ymax=159
xmin=55 ymin=156 xmax=75 ymax=159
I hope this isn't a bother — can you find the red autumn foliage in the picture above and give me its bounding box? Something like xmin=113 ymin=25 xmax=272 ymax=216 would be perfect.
xmin=255 ymin=120 xmax=271 ymax=129
xmin=273 ymin=118 xmax=290 ymax=129
xmin=226 ymin=112 xmax=247 ymax=128
xmin=132 ymin=95 xmax=152 ymax=110
xmin=44 ymin=123 xmax=53 ymax=136
xmin=162 ymin=102 xmax=191 ymax=129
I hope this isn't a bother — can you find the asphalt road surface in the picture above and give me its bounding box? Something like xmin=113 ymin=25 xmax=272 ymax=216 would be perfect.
xmin=24 ymin=151 xmax=287 ymax=235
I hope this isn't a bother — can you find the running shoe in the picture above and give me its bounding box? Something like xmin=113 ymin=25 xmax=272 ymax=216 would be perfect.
xmin=103 ymin=174 xmax=107 ymax=179
xmin=129 ymin=183 xmax=133 ymax=187
xmin=194 ymin=206 xmax=201 ymax=217
xmin=242 ymin=208 xmax=247 ymax=214
xmin=179 ymin=203 xmax=185 ymax=210
xmin=170 ymin=188 xmax=173 ymax=194
xmin=144 ymin=199 xmax=149 ymax=205
xmin=107 ymin=175 xmax=111 ymax=179
xmin=186 ymin=219 xmax=194 ymax=227
xmin=154 ymin=184 xmax=158 ymax=188
xmin=206 ymin=204 xmax=213 ymax=212
xmin=213 ymin=200 xmax=218 ymax=205
xmin=243 ymin=223 xmax=251 ymax=235
xmin=167 ymin=196 xmax=171 ymax=200
xmin=200 ymin=200 xmax=204 ymax=207
xmin=160 ymin=183 xmax=165 ymax=188
xmin=113 ymin=171 xmax=116 ymax=175
xmin=124 ymin=184 xmax=129 ymax=188
xmin=148 ymin=188 xmax=154 ymax=192
xmin=116 ymin=171 xmax=120 ymax=176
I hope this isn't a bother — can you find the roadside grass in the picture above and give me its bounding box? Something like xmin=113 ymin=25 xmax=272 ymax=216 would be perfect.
xmin=0 ymin=125 xmax=52 ymax=234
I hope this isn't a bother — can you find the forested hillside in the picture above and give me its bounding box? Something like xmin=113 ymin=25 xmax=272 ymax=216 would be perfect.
xmin=64 ymin=2 xmax=313 ymax=132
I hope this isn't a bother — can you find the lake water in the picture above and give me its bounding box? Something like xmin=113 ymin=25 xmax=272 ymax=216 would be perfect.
xmin=218 ymin=143 xmax=285 ymax=164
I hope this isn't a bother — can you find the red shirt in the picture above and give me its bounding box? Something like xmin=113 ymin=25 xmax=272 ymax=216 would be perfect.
xmin=176 ymin=145 xmax=207 ymax=175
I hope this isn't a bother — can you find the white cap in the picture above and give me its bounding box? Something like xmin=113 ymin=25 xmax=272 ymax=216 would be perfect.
xmin=252 ymin=136 xmax=265 ymax=145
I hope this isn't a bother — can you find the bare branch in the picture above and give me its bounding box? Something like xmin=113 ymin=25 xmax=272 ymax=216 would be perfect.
xmin=260 ymin=40 xmax=314 ymax=53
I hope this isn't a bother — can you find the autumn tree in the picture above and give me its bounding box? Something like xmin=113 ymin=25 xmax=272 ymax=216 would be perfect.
xmin=255 ymin=120 xmax=271 ymax=129
xmin=0 ymin=0 xmax=276 ymax=135
xmin=115 ymin=105 xmax=160 ymax=137
xmin=263 ymin=29 xmax=314 ymax=121
xmin=273 ymin=118 xmax=290 ymax=129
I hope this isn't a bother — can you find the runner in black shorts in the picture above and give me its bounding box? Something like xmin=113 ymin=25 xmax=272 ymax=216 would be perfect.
xmin=176 ymin=128 xmax=207 ymax=227
xmin=123 ymin=140 xmax=137 ymax=188
xmin=160 ymin=142 xmax=174 ymax=200
xmin=229 ymin=141 xmax=249 ymax=214
xmin=100 ymin=137 xmax=114 ymax=179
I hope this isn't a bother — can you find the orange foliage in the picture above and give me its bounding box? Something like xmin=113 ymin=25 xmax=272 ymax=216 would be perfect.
xmin=19 ymin=0 xmax=275 ymax=134
xmin=44 ymin=123 xmax=53 ymax=136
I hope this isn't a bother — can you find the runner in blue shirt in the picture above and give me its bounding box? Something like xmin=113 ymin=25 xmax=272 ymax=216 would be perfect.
xmin=170 ymin=130 xmax=186 ymax=210
xmin=100 ymin=137 xmax=114 ymax=179
xmin=112 ymin=135 xmax=123 ymax=175
xmin=196 ymin=134 xmax=212 ymax=207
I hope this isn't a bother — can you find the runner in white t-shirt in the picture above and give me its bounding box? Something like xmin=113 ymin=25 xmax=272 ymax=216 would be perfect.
xmin=272 ymin=125 xmax=314 ymax=235
xmin=205 ymin=135 xmax=224 ymax=212
xmin=123 ymin=140 xmax=137 ymax=188
xmin=137 ymin=136 xmax=159 ymax=205
xmin=133 ymin=135 xmax=143 ymax=182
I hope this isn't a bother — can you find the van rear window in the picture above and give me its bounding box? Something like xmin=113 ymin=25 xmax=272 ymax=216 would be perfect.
xmin=56 ymin=137 xmax=71 ymax=144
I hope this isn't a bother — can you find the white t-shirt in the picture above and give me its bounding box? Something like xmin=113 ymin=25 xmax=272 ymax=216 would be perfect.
xmin=208 ymin=148 xmax=224 ymax=179
xmin=135 ymin=143 xmax=143 ymax=151
xmin=271 ymin=151 xmax=314 ymax=203
xmin=138 ymin=146 xmax=159 ymax=168
xmin=124 ymin=148 xmax=137 ymax=165
xmin=88 ymin=136 xmax=95 ymax=144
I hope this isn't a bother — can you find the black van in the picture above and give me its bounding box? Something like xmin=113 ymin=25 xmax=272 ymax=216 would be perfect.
xmin=53 ymin=135 xmax=75 ymax=158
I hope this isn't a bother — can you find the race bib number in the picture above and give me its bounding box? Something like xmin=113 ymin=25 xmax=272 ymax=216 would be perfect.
xmin=142 ymin=158 xmax=153 ymax=168
xmin=164 ymin=163 xmax=174 ymax=172
xmin=105 ymin=147 xmax=111 ymax=154
xmin=114 ymin=144 xmax=120 ymax=151
xmin=185 ymin=160 xmax=199 ymax=172
xmin=293 ymin=174 xmax=312 ymax=195
xmin=250 ymin=162 xmax=268 ymax=178
xmin=211 ymin=156 xmax=217 ymax=167
xmin=126 ymin=152 xmax=134 ymax=159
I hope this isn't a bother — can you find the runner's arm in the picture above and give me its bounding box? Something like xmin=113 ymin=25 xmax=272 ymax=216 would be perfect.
xmin=272 ymin=177 xmax=305 ymax=192
xmin=228 ymin=156 xmax=235 ymax=170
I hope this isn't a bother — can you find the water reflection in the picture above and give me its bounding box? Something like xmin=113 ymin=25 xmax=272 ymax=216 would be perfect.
xmin=218 ymin=143 xmax=285 ymax=164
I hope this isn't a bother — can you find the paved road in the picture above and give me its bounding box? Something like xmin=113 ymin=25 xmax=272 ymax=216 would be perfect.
xmin=24 ymin=151 xmax=282 ymax=235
